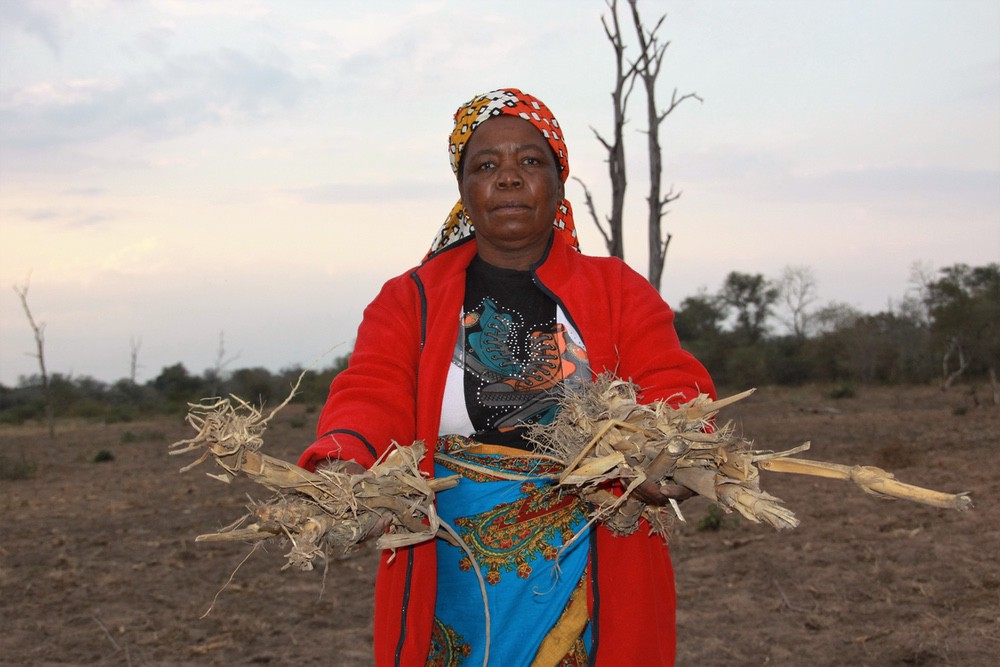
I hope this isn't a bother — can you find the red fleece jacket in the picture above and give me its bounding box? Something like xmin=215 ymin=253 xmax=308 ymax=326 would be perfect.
xmin=299 ymin=232 xmax=715 ymax=666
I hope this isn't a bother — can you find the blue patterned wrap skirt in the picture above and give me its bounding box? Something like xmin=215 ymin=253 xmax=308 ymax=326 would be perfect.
xmin=428 ymin=435 xmax=592 ymax=667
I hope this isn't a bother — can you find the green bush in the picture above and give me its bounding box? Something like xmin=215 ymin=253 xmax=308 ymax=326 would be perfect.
xmin=121 ymin=430 xmax=164 ymax=444
xmin=103 ymin=406 xmax=136 ymax=424
xmin=1 ymin=452 xmax=38 ymax=480
xmin=697 ymin=504 xmax=727 ymax=531
xmin=0 ymin=403 xmax=43 ymax=425
xmin=93 ymin=449 xmax=115 ymax=463
xmin=827 ymin=382 xmax=857 ymax=399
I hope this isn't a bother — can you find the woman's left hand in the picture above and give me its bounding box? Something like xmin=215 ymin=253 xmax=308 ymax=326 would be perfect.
xmin=632 ymin=478 xmax=695 ymax=506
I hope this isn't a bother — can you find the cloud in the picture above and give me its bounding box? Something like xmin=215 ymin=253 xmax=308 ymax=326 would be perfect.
xmin=314 ymin=4 xmax=534 ymax=96
xmin=129 ymin=23 xmax=177 ymax=59
xmin=676 ymin=145 xmax=794 ymax=183
xmin=288 ymin=179 xmax=453 ymax=205
xmin=678 ymin=143 xmax=999 ymax=212
xmin=0 ymin=0 xmax=66 ymax=54
xmin=0 ymin=47 xmax=311 ymax=152
xmin=151 ymin=0 xmax=270 ymax=20
xmin=958 ymin=57 xmax=1000 ymax=104
xmin=7 ymin=205 xmax=118 ymax=229
xmin=755 ymin=165 xmax=1000 ymax=218
xmin=803 ymin=165 xmax=999 ymax=201
xmin=60 ymin=186 xmax=109 ymax=197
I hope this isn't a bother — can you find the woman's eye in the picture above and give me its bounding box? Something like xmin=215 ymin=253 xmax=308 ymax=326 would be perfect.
xmin=476 ymin=160 xmax=495 ymax=171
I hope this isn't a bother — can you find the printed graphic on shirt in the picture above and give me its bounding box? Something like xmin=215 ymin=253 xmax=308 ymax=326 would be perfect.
xmin=457 ymin=296 xmax=589 ymax=434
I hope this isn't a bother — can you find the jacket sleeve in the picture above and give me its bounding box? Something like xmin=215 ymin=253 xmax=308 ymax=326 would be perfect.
xmin=297 ymin=273 xmax=422 ymax=471
xmin=613 ymin=263 xmax=716 ymax=405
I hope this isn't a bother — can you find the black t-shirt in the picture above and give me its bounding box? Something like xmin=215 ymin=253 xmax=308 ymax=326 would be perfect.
xmin=457 ymin=256 xmax=587 ymax=449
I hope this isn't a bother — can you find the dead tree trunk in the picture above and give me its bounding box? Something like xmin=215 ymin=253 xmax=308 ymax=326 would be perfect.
xmin=941 ymin=337 xmax=969 ymax=390
xmin=577 ymin=0 xmax=638 ymax=260
xmin=777 ymin=265 xmax=819 ymax=340
xmin=628 ymin=0 xmax=701 ymax=290
xmin=13 ymin=277 xmax=55 ymax=438
xmin=129 ymin=335 xmax=142 ymax=385
xmin=205 ymin=331 xmax=239 ymax=395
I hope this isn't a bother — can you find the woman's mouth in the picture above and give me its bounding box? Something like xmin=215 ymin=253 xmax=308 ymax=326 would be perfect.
xmin=492 ymin=201 xmax=529 ymax=212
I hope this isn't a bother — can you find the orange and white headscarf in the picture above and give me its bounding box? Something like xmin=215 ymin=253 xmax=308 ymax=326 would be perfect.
xmin=425 ymin=88 xmax=579 ymax=259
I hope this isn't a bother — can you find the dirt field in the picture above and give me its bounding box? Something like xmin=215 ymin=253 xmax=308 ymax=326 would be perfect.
xmin=2 ymin=384 xmax=997 ymax=666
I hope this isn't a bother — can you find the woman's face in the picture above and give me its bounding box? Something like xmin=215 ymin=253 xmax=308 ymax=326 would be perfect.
xmin=458 ymin=116 xmax=564 ymax=270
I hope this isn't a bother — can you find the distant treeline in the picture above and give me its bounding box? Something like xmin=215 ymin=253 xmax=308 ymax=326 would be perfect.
xmin=1 ymin=262 xmax=996 ymax=427
xmin=675 ymin=262 xmax=998 ymax=397
xmin=0 ymin=357 xmax=349 ymax=426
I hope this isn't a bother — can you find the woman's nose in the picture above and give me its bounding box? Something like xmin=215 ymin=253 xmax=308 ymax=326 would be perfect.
xmin=496 ymin=163 xmax=522 ymax=188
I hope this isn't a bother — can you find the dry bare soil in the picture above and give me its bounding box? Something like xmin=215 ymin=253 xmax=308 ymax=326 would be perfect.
xmin=2 ymin=384 xmax=997 ymax=666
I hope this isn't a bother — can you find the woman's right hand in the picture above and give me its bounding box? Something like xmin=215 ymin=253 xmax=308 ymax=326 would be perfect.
xmin=314 ymin=459 xmax=390 ymax=541
xmin=632 ymin=478 xmax=695 ymax=506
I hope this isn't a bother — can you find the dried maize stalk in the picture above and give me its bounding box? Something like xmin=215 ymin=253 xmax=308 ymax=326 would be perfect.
xmin=757 ymin=457 xmax=972 ymax=511
xmin=169 ymin=391 xmax=457 ymax=570
xmin=528 ymin=374 xmax=972 ymax=541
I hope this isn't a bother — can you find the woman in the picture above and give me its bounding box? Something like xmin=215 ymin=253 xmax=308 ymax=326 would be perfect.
xmin=299 ymin=88 xmax=715 ymax=666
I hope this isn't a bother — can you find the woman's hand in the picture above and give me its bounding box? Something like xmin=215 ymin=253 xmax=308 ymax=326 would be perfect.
xmin=631 ymin=477 xmax=695 ymax=506
xmin=315 ymin=459 xmax=392 ymax=541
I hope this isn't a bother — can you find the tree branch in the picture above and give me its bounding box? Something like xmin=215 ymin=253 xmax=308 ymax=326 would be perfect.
xmin=658 ymin=88 xmax=703 ymax=124
xmin=572 ymin=177 xmax=613 ymax=250
xmin=13 ymin=274 xmax=55 ymax=437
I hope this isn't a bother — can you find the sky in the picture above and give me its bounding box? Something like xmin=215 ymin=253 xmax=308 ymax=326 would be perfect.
xmin=1 ymin=0 xmax=998 ymax=387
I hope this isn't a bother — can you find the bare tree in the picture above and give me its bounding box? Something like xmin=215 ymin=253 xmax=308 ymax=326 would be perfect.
xmin=13 ymin=276 xmax=55 ymax=438
xmin=904 ymin=260 xmax=936 ymax=327
xmin=129 ymin=335 xmax=142 ymax=385
xmin=926 ymin=263 xmax=1000 ymax=402
xmin=628 ymin=0 xmax=702 ymax=290
xmin=575 ymin=0 xmax=638 ymax=259
xmin=941 ymin=337 xmax=970 ymax=390
xmin=776 ymin=265 xmax=819 ymax=339
xmin=207 ymin=331 xmax=240 ymax=388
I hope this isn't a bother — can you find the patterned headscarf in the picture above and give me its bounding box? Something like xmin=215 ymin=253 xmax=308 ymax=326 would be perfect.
xmin=425 ymin=88 xmax=579 ymax=259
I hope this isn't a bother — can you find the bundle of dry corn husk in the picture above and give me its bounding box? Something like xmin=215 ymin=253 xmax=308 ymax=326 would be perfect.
xmin=169 ymin=393 xmax=457 ymax=570
xmin=528 ymin=374 xmax=973 ymax=540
